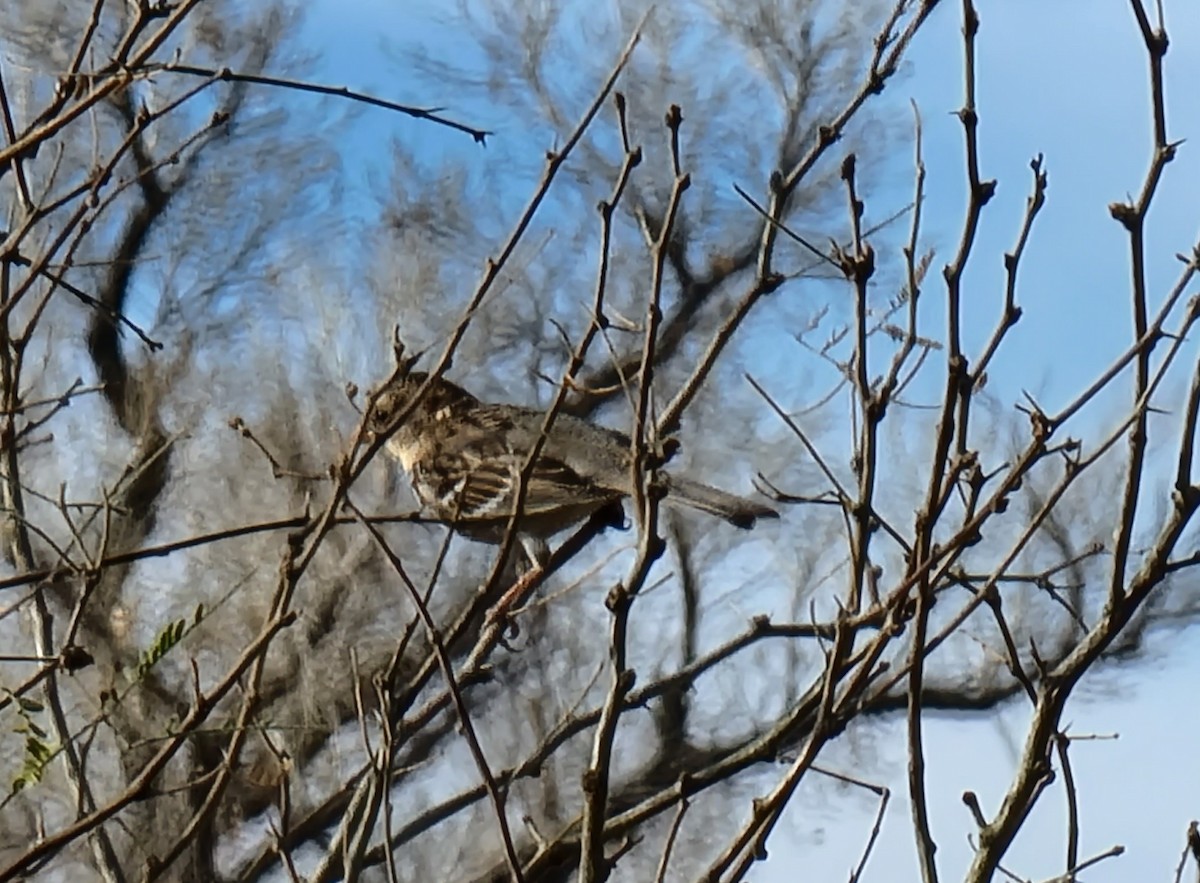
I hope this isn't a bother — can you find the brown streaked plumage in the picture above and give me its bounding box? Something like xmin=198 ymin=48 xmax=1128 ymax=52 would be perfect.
xmin=370 ymin=371 xmax=777 ymax=563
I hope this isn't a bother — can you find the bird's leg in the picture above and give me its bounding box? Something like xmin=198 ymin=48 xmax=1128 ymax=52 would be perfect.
xmin=486 ymin=567 xmax=541 ymax=637
xmin=484 ymin=534 xmax=549 ymax=636
xmin=518 ymin=534 xmax=550 ymax=573
xmin=485 ymin=506 xmax=623 ymax=634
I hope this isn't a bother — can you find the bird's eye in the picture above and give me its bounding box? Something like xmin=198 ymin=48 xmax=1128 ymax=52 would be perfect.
xmin=370 ymin=398 xmax=394 ymax=432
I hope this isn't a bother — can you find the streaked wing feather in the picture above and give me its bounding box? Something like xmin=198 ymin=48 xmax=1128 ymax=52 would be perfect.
xmin=454 ymin=456 xmax=613 ymax=521
xmin=408 ymin=404 xmax=621 ymax=528
xmin=522 ymin=459 xmax=615 ymax=513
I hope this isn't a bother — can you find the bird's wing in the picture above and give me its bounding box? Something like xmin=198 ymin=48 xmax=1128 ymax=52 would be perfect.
xmin=414 ymin=444 xmax=617 ymax=523
xmin=470 ymin=403 xmax=633 ymax=484
xmin=462 ymin=455 xmax=616 ymax=520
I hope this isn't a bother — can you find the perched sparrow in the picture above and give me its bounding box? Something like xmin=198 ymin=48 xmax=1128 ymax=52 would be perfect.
xmin=369 ymin=371 xmax=777 ymax=563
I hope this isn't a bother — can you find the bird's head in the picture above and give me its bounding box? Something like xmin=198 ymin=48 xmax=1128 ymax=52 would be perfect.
xmin=368 ymin=371 xmax=478 ymax=439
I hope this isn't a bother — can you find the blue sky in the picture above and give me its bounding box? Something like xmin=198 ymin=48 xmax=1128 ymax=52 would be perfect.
xmin=896 ymin=6 xmax=1200 ymax=878
xmin=300 ymin=0 xmax=1200 ymax=413
xmin=296 ymin=1 xmax=1200 ymax=879
xmin=909 ymin=2 xmax=1200 ymax=414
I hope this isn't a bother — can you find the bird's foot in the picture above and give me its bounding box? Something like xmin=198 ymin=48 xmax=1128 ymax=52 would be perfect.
xmin=485 ymin=563 xmax=544 ymax=641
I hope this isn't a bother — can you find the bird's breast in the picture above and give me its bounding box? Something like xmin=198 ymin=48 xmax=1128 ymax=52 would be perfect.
xmin=386 ymin=436 xmax=421 ymax=473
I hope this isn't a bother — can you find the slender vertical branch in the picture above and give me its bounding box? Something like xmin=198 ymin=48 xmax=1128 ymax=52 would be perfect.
xmin=838 ymin=154 xmax=878 ymax=614
xmin=1107 ymin=0 xmax=1176 ymax=604
xmin=579 ymin=104 xmax=688 ymax=883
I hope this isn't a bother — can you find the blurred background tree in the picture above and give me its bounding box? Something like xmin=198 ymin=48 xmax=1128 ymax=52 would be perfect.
xmin=1 ymin=1 xmax=1198 ymax=881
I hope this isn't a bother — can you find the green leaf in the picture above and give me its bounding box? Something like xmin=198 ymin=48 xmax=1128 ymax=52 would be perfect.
xmin=135 ymin=617 xmax=190 ymax=679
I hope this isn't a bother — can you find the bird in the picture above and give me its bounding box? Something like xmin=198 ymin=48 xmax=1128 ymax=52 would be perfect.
xmin=368 ymin=370 xmax=778 ymax=565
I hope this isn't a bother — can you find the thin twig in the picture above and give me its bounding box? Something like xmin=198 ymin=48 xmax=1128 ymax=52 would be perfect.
xmin=161 ymin=63 xmax=490 ymax=144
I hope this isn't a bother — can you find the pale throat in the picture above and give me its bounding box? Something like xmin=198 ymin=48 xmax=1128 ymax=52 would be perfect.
xmin=387 ymin=405 xmax=454 ymax=473
xmin=387 ymin=437 xmax=420 ymax=473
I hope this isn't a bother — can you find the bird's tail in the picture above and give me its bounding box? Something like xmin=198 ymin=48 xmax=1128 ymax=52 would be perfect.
xmin=664 ymin=476 xmax=778 ymax=528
